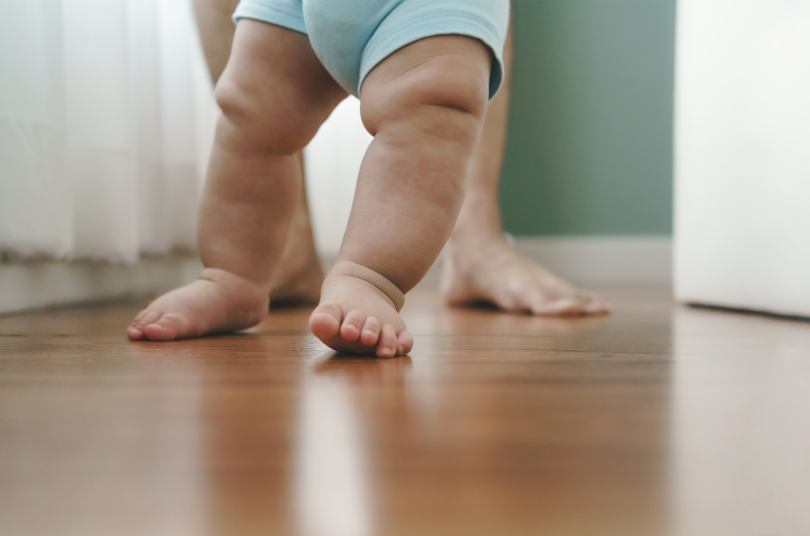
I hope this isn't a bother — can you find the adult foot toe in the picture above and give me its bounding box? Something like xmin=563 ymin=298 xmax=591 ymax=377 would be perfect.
xmin=585 ymin=296 xmax=610 ymax=314
xmin=533 ymin=297 xmax=585 ymax=316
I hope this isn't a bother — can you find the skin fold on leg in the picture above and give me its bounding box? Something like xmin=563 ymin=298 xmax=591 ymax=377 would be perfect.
xmin=128 ymin=20 xmax=347 ymax=342
xmin=309 ymin=35 xmax=493 ymax=357
xmin=193 ymin=0 xmax=324 ymax=306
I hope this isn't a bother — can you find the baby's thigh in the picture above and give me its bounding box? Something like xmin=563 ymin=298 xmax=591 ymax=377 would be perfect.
xmin=360 ymin=35 xmax=493 ymax=139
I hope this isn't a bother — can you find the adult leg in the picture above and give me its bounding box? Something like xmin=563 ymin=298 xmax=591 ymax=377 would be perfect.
xmin=193 ymin=0 xmax=324 ymax=305
xmin=441 ymin=21 xmax=609 ymax=315
xmin=309 ymin=35 xmax=492 ymax=357
xmin=128 ymin=21 xmax=346 ymax=341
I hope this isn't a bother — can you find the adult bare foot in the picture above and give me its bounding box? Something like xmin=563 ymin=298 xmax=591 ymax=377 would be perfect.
xmin=441 ymin=234 xmax=609 ymax=316
xmin=127 ymin=268 xmax=269 ymax=341
xmin=435 ymin=18 xmax=607 ymax=317
xmin=309 ymin=261 xmax=413 ymax=358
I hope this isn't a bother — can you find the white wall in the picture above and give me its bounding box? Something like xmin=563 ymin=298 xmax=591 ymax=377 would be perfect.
xmin=674 ymin=0 xmax=810 ymax=318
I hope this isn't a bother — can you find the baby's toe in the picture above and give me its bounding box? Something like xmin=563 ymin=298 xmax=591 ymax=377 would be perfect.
xmin=132 ymin=309 xmax=151 ymax=324
xmin=376 ymin=324 xmax=398 ymax=358
xmin=143 ymin=313 xmax=187 ymax=342
xmin=340 ymin=310 xmax=366 ymax=342
xmin=309 ymin=303 xmax=343 ymax=342
xmin=359 ymin=317 xmax=381 ymax=346
xmin=396 ymin=331 xmax=414 ymax=356
xmin=133 ymin=309 xmax=162 ymax=328
xmin=127 ymin=326 xmax=145 ymax=340
xmin=128 ymin=310 xmax=162 ymax=340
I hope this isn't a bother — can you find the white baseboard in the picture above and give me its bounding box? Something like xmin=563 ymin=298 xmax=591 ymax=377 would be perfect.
xmin=0 ymin=236 xmax=671 ymax=315
xmin=514 ymin=235 xmax=673 ymax=284
xmin=0 ymin=257 xmax=202 ymax=315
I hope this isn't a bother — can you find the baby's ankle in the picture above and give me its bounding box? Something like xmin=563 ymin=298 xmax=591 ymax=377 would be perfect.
xmin=327 ymin=261 xmax=405 ymax=312
xmin=200 ymin=267 xmax=263 ymax=291
xmin=198 ymin=267 xmax=271 ymax=310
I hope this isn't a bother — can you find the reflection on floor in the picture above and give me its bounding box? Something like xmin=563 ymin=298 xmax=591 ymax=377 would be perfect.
xmin=1 ymin=286 xmax=809 ymax=535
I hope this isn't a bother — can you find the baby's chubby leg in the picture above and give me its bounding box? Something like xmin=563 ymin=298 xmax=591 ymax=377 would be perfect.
xmin=309 ymin=35 xmax=492 ymax=357
xmin=129 ymin=20 xmax=346 ymax=341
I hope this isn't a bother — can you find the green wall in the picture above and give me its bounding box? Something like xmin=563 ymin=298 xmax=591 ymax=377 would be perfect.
xmin=501 ymin=0 xmax=676 ymax=236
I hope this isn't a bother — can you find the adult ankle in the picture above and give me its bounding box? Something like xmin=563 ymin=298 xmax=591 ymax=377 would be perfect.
xmin=452 ymin=194 xmax=504 ymax=243
xmin=450 ymin=216 xmax=504 ymax=247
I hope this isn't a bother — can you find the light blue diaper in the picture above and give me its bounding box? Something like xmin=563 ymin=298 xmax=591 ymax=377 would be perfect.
xmin=233 ymin=0 xmax=510 ymax=99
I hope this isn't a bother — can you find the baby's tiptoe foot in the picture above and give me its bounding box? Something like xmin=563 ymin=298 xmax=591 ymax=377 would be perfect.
xmin=127 ymin=268 xmax=269 ymax=342
xmin=309 ymin=261 xmax=413 ymax=358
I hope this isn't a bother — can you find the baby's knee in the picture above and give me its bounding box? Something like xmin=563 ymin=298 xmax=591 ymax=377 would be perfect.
xmin=214 ymin=72 xmax=318 ymax=155
xmin=360 ymin=51 xmax=491 ymax=141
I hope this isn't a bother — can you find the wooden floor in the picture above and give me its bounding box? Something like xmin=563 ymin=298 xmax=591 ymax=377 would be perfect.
xmin=1 ymin=285 xmax=809 ymax=536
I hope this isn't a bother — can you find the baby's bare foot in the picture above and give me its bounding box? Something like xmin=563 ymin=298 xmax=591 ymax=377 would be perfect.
xmin=309 ymin=261 xmax=413 ymax=358
xmin=441 ymin=237 xmax=609 ymax=316
xmin=127 ymin=268 xmax=269 ymax=341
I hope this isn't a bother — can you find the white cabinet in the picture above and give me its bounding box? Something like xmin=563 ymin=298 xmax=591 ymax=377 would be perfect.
xmin=674 ymin=0 xmax=810 ymax=318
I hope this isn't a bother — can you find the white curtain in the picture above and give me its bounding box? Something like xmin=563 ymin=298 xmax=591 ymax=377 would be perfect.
xmin=0 ymin=0 xmax=216 ymax=263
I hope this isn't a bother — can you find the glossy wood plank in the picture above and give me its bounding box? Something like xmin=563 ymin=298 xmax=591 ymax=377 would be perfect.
xmin=1 ymin=286 xmax=809 ymax=535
